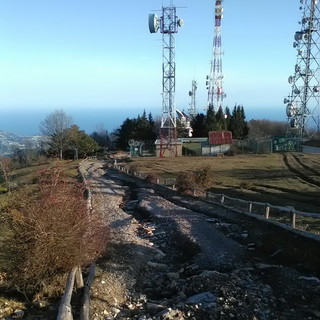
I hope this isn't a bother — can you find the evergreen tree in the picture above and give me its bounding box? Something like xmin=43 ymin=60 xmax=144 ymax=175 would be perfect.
xmin=229 ymin=104 xmax=249 ymax=139
xmin=216 ymin=106 xmax=227 ymax=130
xmin=225 ymin=106 xmax=231 ymax=131
xmin=115 ymin=111 xmax=158 ymax=150
xmin=191 ymin=113 xmax=206 ymax=137
xmin=115 ymin=118 xmax=135 ymax=150
xmin=205 ymin=106 xmax=218 ymax=133
xmin=65 ymin=125 xmax=99 ymax=159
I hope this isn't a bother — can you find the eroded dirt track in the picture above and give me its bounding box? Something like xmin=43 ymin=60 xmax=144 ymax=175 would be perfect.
xmin=81 ymin=160 xmax=320 ymax=320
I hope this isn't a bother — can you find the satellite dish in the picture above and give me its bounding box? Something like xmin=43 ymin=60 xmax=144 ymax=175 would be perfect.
xmin=177 ymin=18 xmax=184 ymax=27
xmin=293 ymin=87 xmax=300 ymax=94
xmin=189 ymin=91 xmax=192 ymax=96
xmin=294 ymin=31 xmax=303 ymax=41
xmin=148 ymin=14 xmax=160 ymax=33
xmin=288 ymin=75 xmax=294 ymax=84
xmin=284 ymin=98 xmax=290 ymax=104
xmin=293 ymin=42 xmax=298 ymax=48
xmin=286 ymin=103 xmax=297 ymax=117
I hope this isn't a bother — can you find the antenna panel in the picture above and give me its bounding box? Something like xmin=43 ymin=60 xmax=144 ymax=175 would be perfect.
xmin=149 ymin=14 xmax=160 ymax=33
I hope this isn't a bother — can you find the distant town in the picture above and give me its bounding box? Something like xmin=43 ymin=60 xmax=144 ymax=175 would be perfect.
xmin=0 ymin=130 xmax=43 ymax=156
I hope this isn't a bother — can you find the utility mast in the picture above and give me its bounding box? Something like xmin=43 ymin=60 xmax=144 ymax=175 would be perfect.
xmin=206 ymin=0 xmax=226 ymax=111
xmin=149 ymin=4 xmax=184 ymax=157
xmin=188 ymin=79 xmax=197 ymax=117
xmin=284 ymin=0 xmax=320 ymax=142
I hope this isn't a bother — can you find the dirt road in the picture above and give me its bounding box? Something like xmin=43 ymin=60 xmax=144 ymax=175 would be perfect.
xmin=80 ymin=160 xmax=320 ymax=320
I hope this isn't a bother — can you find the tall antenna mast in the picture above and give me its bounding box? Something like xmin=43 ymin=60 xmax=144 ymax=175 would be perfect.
xmin=188 ymin=79 xmax=197 ymax=117
xmin=206 ymin=0 xmax=226 ymax=111
xmin=284 ymin=0 xmax=320 ymax=142
xmin=149 ymin=5 xmax=184 ymax=157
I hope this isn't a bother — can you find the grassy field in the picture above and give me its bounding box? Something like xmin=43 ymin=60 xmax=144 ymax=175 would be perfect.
xmin=124 ymin=152 xmax=320 ymax=233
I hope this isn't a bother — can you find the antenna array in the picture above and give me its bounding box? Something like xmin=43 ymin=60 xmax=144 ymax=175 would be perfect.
xmin=206 ymin=0 xmax=226 ymax=111
xmin=285 ymin=0 xmax=320 ymax=141
xmin=149 ymin=5 xmax=184 ymax=157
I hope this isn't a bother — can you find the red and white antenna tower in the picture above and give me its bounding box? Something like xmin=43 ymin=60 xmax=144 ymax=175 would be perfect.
xmin=206 ymin=0 xmax=226 ymax=111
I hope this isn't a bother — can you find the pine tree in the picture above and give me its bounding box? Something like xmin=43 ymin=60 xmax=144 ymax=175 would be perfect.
xmin=191 ymin=113 xmax=207 ymax=137
xmin=216 ymin=106 xmax=227 ymax=130
xmin=229 ymin=104 xmax=249 ymax=139
xmin=205 ymin=106 xmax=218 ymax=133
xmin=225 ymin=106 xmax=231 ymax=131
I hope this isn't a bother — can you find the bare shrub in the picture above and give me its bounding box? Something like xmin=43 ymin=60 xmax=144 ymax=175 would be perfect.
xmin=176 ymin=173 xmax=196 ymax=193
xmin=128 ymin=164 xmax=138 ymax=175
xmin=176 ymin=166 xmax=213 ymax=194
xmin=0 ymin=167 xmax=109 ymax=299
xmin=193 ymin=166 xmax=213 ymax=188
xmin=240 ymin=181 xmax=254 ymax=189
xmin=0 ymin=157 xmax=15 ymax=193
xmin=145 ymin=173 xmax=159 ymax=184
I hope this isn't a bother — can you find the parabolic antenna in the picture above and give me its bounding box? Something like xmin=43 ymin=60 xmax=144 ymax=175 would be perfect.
xmin=148 ymin=13 xmax=160 ymax=33
xmin=177 ymin=18 xmax=184 ymax=27
xmin=286 ymin=103 xmax=298 ymax=117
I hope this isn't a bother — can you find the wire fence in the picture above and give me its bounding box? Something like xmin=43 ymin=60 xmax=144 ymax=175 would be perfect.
xmin=114 ymin=164 xmax=320 ymax=230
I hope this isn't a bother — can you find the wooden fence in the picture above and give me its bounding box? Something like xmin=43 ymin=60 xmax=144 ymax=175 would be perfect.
xmin=114 ymin=164 xmax=320 ymax=230
xmin=57 ymin=162 xmax=95 ymax=320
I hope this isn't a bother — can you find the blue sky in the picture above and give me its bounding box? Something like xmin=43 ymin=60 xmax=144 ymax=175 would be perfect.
xmin=0 ymin=0 xmax=300 ymax=135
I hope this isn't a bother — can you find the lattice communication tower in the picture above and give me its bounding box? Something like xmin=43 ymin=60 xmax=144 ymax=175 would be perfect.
xmin=188 ymin=80 xmax=198 ymax=117
xmin=206 ymin=0 xmax=226 ymax=111
xmin=284 ymin=0 xmax=320 ymax=140
xmin=149 ymin=4 xmax=184 ymax=157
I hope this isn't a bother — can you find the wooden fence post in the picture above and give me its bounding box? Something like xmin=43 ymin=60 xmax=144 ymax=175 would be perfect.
xmin=57 ymin=267 xmax=77 ymax=320
xmin=220 ymin=195 xmax=225 ymax=204
xmin=247 ymin=202 xmax=252 ymax=213
xmin=80 ymin=263 xmax=96 ymax=320
xmin=264 ymin=204 xmax=270 ymax=219
xmin=75 ymin=266 xmax=84 ymax=288
xmin=291 ymin=210 xmax=296 ymax=228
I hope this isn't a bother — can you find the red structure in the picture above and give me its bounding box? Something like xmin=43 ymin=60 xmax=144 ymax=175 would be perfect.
xmin=208 ymin=131 xmax=232 ymax=145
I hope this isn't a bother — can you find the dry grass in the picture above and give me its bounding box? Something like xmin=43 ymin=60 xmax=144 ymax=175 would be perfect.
xmin=125 ymin=153 xmax=320 ymax=233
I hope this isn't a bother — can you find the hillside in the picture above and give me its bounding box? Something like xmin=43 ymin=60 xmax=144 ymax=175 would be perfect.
xmin=0 ymin=130 xmax=43 ymax=156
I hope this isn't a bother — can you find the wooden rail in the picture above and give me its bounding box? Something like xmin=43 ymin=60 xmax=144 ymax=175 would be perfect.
xmin=57 ymin=160 xmax=94 ymax=320
xmin=114 ymin=164 xmax=320 ymax=230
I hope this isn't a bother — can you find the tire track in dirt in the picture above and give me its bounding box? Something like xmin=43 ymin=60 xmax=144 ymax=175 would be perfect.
xmin=291 ymin=153 xmax=320 ymax=175
xmin=282 ymin=153 xmax=320 ymax=188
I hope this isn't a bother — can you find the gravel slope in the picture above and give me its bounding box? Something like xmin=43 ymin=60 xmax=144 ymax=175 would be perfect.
xmin=80 ymin=160 xmax=320 ymax=320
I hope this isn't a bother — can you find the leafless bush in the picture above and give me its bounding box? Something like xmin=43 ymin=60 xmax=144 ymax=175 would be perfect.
xmin=128 ymin=164 xmax=138 ymax=175
xmin=0 ymin=167 xmax=109 ymax=299
xmin=145 ymin=173 xmax=159 ymax=184
xmin=193 ymin=165 xmax=213 ymax=188
xmin=176 ymin=173 xmax=196 ymax=193
xmin=176 ymin=166 xmax=213 ymax=193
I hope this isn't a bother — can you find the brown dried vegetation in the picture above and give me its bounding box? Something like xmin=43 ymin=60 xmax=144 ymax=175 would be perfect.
xmin=0 ymin=166 xmax=109 ymax=300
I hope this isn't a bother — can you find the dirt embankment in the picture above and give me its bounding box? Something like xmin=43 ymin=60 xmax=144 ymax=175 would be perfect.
xmin=83 ymin=160 xmax=320 ymax=320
